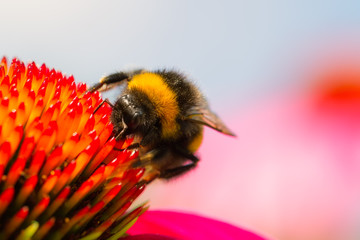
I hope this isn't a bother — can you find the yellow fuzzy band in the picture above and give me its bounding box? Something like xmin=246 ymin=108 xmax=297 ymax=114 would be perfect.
xmin=128 ymin=72 xmax=179 ymax=138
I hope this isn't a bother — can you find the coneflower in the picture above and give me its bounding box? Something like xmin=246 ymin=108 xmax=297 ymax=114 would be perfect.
xmin=0 ymin=57 xmax=148 ymax=240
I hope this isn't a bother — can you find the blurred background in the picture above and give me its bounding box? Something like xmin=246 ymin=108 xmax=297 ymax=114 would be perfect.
xmin=2 ymin=0 xmax=360 ymax=239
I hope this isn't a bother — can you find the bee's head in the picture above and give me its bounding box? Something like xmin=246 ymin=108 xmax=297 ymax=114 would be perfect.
xmin=123 ymin=107 xmax=142 ymax=130
xmin=112 ymin=94 xmax=150 ymax=135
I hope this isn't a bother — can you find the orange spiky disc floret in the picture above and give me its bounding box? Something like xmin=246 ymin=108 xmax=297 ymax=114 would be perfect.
xmin=0 ymin=57 xmax=148 ymax=240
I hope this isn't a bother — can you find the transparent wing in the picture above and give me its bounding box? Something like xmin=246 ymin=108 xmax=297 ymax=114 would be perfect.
xmin=186 ymin=106 xmax=236 ymax=136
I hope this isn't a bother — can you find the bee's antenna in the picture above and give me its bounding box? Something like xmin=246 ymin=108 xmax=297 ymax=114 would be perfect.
xmin=93 ymin=98 xmax=114 ymax=114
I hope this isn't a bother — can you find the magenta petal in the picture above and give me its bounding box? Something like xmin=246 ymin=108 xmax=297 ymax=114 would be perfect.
xmin=127 ymin=210 xmax=266 ymax=240
xmin=123 ymin=234 xmax=176 ymax=240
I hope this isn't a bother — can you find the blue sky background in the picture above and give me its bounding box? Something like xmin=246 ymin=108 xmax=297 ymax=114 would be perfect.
xmin=2 ymin=0 xmax=360 ymax=119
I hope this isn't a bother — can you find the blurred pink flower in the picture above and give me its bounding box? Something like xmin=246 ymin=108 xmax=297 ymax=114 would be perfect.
xmin=141 ymin=63 xmax=360 ymax=239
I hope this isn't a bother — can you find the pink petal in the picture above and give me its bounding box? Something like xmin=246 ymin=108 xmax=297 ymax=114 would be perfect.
xmin=124 ymin=234 xmax=176 ymax=240
xmin=127 ymin=210 xmax=265 ymax=240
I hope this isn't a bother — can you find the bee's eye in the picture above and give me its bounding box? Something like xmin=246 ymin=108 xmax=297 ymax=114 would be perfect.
xmin=130 ymin=111 xmax=142 ymax=129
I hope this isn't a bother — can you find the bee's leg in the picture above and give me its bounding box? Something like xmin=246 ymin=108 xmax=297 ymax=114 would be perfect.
xmin=89 ymin=72 xmax=129 ymax=92
xmin=159 ymin=161 xmax=198 ymax=179
xmin=131 ymin=148 xmax=162 ymax=168
xmin=114 ymin=116 xmax=128 ymax=141
xmin=126 ymin=143 xmax=140 ymax=149
xmin=120 ymin=127 xmax=160 ymax=151
xmin=159 ymin=147 xmax=199 ymax=179
xmin=131 ymin=148 xmax=163 ymax=183
xmin=143 ymin=170 xmax=160 ymax=183
xmin=93 ymin=98 xmax=114 ymax=114
xmin=174 ymin=146 xmax=199 ymax=162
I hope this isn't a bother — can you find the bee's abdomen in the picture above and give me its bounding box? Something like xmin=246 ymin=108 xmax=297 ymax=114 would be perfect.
xmin=187 ymin=127 xmax=204 ymax=153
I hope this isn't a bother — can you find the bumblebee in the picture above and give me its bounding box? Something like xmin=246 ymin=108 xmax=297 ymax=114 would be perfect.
xmin=90 ymin=69 xmax=235 ymax=180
